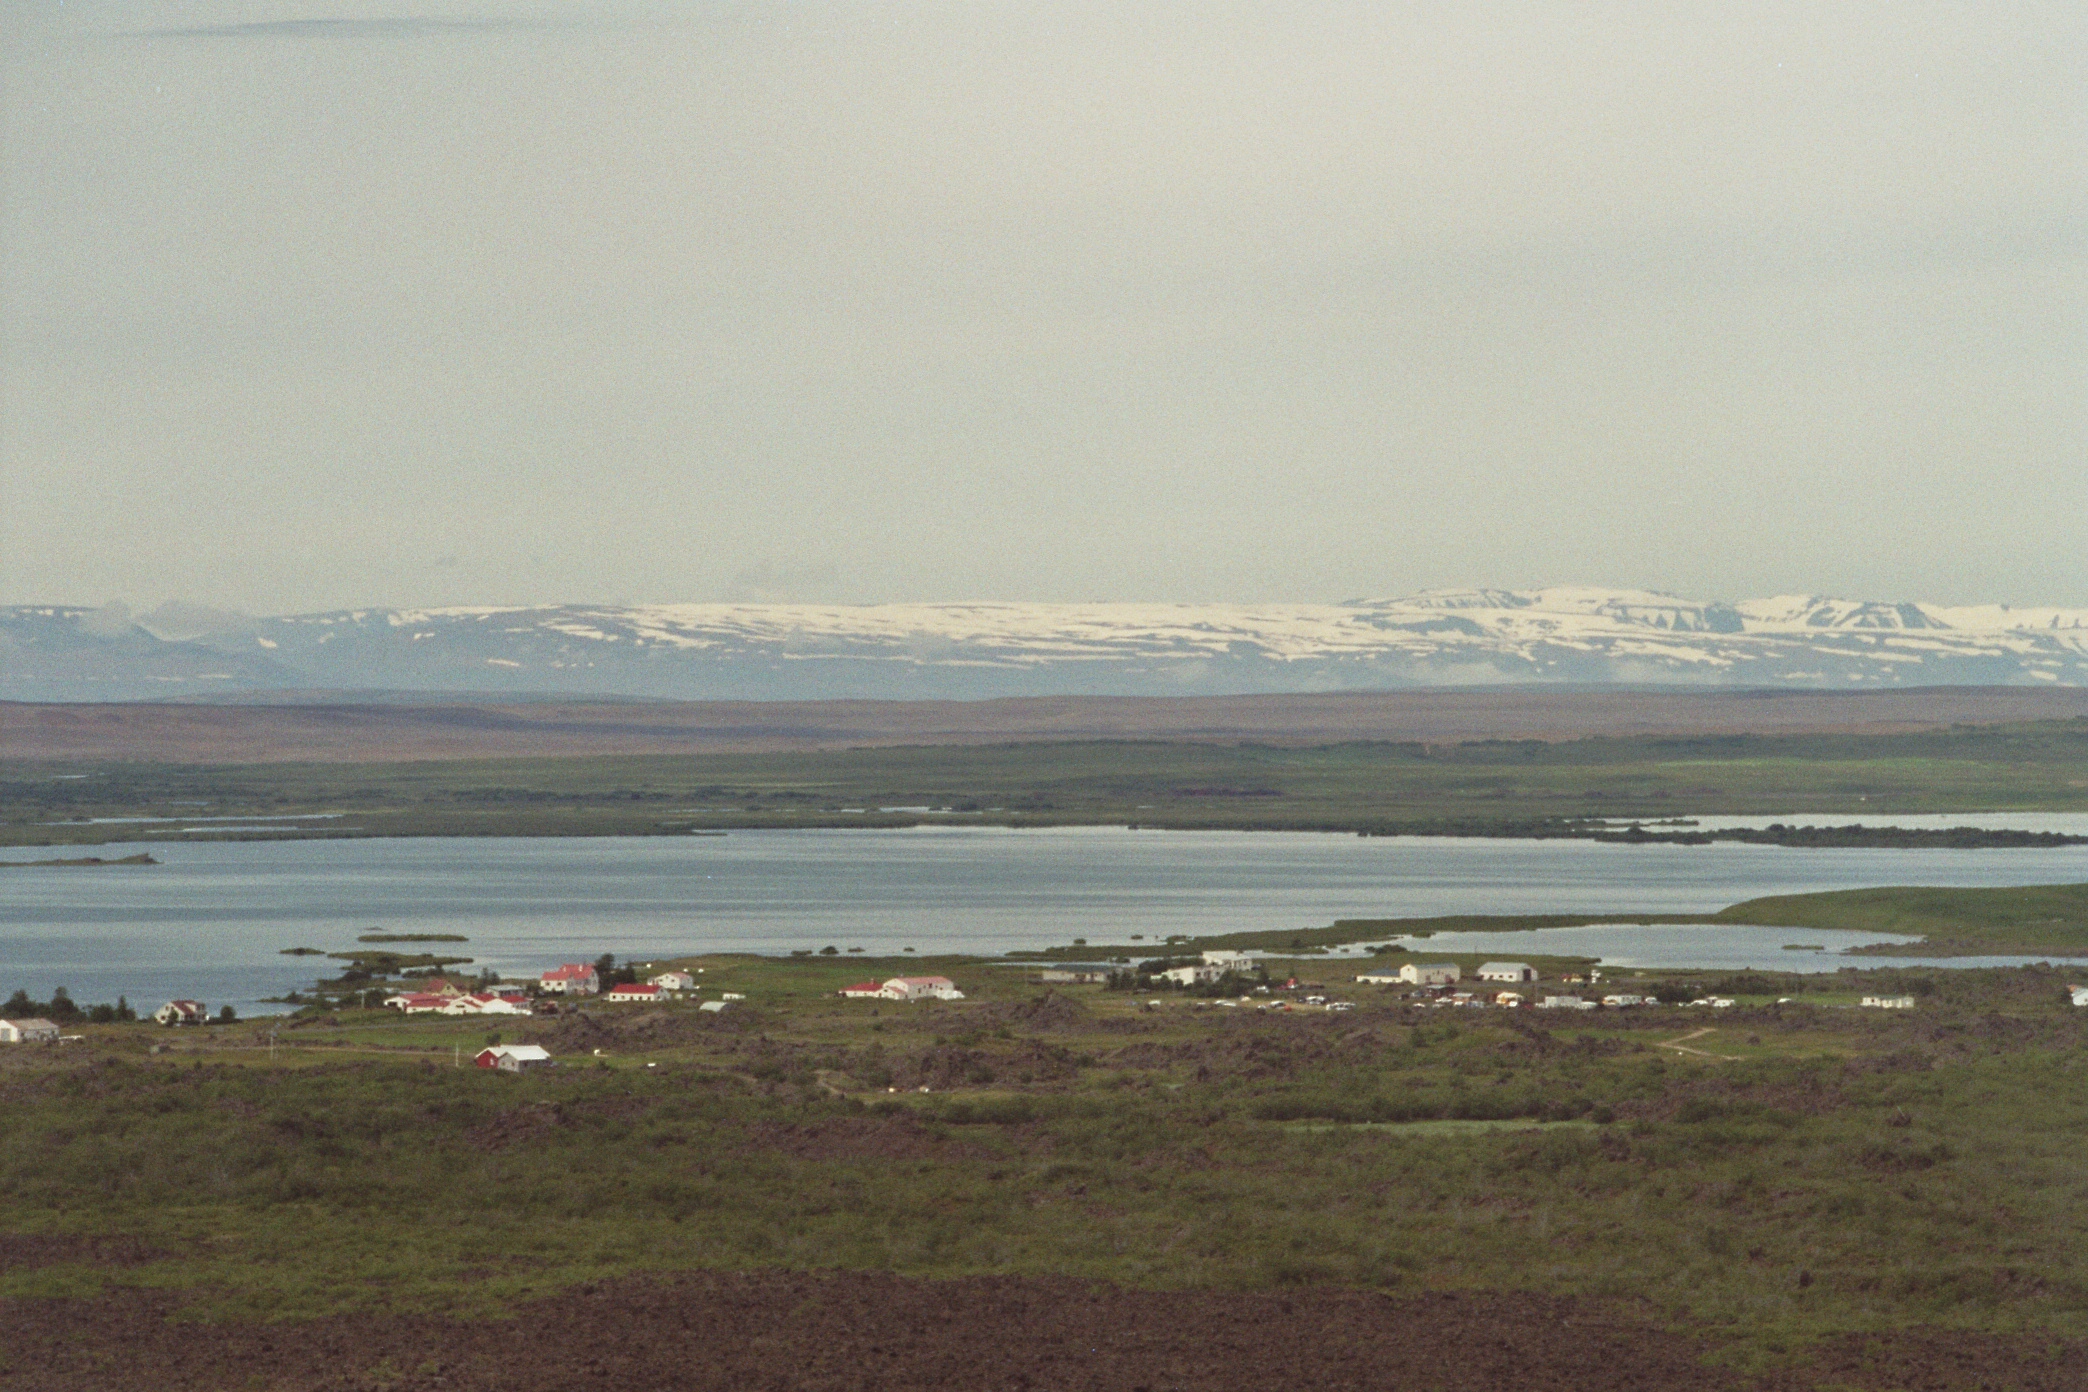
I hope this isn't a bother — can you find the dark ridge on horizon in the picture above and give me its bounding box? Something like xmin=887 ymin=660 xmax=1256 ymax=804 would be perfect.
xmin=6 ymin=686 xmax=2086 ymax=764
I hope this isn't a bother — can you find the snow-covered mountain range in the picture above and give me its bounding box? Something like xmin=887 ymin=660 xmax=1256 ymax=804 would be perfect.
xmin=6 ymin=588 xmax=2087 ymax=702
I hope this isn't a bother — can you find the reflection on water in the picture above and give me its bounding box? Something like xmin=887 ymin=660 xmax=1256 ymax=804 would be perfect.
xmin=1366 ymin=922 xmax=2081 ymax=974
xmin=1606 ymin=812 xmax=2088 ymax=834
xmin=3 ymin=827 xmax=2085 ymax=1011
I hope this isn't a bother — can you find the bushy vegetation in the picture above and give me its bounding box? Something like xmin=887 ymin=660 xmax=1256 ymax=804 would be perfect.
xmin=1 ymin=988 xmax=133 ymax=1024
xmin=2 ymin=957 xmax=2085 ymax=1373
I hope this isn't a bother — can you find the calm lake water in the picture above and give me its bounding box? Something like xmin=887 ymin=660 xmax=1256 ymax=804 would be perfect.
xmin=4 ymin=827 xmax=2086 ymax=1013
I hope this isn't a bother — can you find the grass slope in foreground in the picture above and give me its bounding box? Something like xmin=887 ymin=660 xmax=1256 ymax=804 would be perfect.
xmin=1 ymin=955 xmax=2085 ymax=1390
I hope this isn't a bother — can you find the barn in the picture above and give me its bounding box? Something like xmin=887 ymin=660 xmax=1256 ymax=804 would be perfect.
xmin=475 ymin=1044 xmax=554 ymax=1072
xmin=882 ymin=976 xmax=965 ymax=1001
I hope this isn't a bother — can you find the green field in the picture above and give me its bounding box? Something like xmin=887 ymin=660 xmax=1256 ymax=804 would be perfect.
xmin=6 ymin=718 xmax=2087 ymax=846
xmin=3 ymin=952 xmax=2085 ymax=1379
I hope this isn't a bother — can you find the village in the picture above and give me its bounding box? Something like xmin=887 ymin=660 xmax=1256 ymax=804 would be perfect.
xmin=6 ymin=945 xmax=2070 ymax=1079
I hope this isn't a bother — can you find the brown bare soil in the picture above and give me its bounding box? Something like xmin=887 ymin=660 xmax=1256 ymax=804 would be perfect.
xmin=1 ymin=1268 xmax=2078 ymax=1391
xmin=9 ymin=686 xmax=2087 ymax=762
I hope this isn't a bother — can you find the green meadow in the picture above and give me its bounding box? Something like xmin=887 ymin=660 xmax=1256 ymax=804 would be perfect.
xmin=2 ymin=949 xmax=2084 ymax=1376
xmin=6 ymin=718 xmax=2087 ymax=846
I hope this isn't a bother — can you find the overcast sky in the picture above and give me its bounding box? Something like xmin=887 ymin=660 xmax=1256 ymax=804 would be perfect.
xmin=4 ymin=0 xmax=2082 ymax=614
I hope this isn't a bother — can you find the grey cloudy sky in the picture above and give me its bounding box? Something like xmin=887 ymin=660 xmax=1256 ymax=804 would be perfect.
xmin=4 ymin=0 xmax=2083 ymax=613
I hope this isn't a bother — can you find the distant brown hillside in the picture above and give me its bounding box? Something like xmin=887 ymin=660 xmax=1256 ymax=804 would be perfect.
xmin=4 ymin=686 xmax=2085 ymax=764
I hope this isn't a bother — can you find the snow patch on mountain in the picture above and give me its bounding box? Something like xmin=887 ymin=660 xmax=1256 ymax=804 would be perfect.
xmin=5 ymin=589 xmax=2086 ymax=701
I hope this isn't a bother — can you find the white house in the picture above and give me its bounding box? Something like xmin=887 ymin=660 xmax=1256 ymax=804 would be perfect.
xmin=475 ymin=1044 xmax=554 ymax=1073
xmin=838 ymin=981 xmax=887 ymax=999
xmin=1200 ymin=950 xmax=1253 ymax=971
xmin=0 ymin=1018 xmax=60 ymax=1043
xmin=882 ymin=976 xmax=965 ymax=1001
xmin=1476 ymin=962 xmax=1535 ymax=984
xmin=1399 ymin=963 xmax=1461 ymax=987
xmin=2070 ymin=985 xmax=2088 ymax=1008
xmin=1861 ymin=996 xmax=1916 ymax=1010
xmin=153 ymin=1000 xmax=207 ymax=1026
xmin=1353 ymin=966 xmax=1405 ymax=985
xmin=539 ymin=964 xmax=600 ymax=996
xmin=605 ymin=983 xmax=662 ymax=1004
xmin=443 ymin=993 xmax=528 ymax=1017
xmin=650 ymin=971 xmax=697 ymax=992
xmin=1158 ymin=963 xmax=1225 ymax=986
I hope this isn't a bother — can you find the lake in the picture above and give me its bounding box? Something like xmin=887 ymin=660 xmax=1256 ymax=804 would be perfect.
xmin=4 ymin=827 xmax=2086 ymax=1012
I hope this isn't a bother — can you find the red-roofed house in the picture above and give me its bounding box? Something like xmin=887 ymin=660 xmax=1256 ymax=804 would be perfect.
xmin=475 ymin=1044 xmax=554 ymax=1072
xmin=540 ymin=964 xmax=600 ymax=996
xmin=838 ymin=981 xmax=886 ymax=999
xmin=605 ymin=983 xmax=661 ymax=1003
xmin=386 ymin=993 xmax=452 ymax=1014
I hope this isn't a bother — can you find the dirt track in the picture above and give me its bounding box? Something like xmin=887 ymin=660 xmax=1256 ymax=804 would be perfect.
xmin=7 ymin=686 xmax=2087 ymax=762
xmin=0 ymin=1268 xmax=2079 ymax=1391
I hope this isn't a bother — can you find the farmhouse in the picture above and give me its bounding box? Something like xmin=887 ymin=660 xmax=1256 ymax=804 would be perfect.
xmin=882 ymin=976 xmax=965 ymax=1001
xmin=650 ymin=971 xmax=696 ymax=992
xmin=443 ymin=993 xmax=528 ymax=1016
xmin=1476 ymin=962 xmax=1535 ymax=984
xmin=153 ymin=1000 xmax=207 ymax=1026
xmin=605 ymin=983 xmax=661 ymax=1003
xmin=838 ymin=981 xmax=887 ymax=998
xmin=0 ymin=1018 xmax=60 ymax=1044
xmin=474 ymin=1044 xmax=554 ymax=1073
xmin=539 ymin=964 xmax=600 ymax=996
xmin=1399 ymin=963 xmax=1460 ymax=987
xmin=1353 ymin=967 xmax=1404 ymax=985
xmin=1158 ymin=963 xmax=1225 ymax=986
xmin=386 ymin=992 xmax=452 ymax=1014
